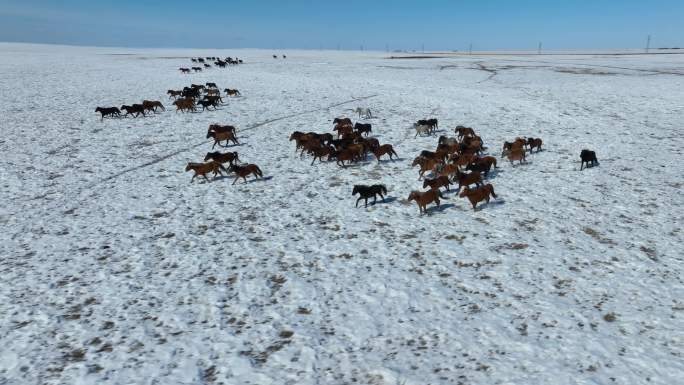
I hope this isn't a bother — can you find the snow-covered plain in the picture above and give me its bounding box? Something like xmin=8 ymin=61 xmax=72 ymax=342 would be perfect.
xmin=1 ymin=43 xmax=683 ymax=385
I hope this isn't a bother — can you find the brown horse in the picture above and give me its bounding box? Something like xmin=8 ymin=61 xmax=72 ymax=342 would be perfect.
xmin=507 ymin=148 xmax=526 ymax=165
xmin=167 ymin=90 xmax=183 ymax=99
xmin=224 ymin=88 xmax=241 ymax=97
xmin=459 ymin=184 xmax=497 ymax=210
xmin=204 ymin=151 xmax=240 ymax=165
xmin=185 ymin=161 xmax=227 ymax=183
xmin=436 ymin=163 xmax=459 ymax=179
xmin=173 ymin=98 xmax=196 ymax=113
xmin=423 ymin=175 xmax=452 ymax=192
xmin=334 ymin=123 xmax=353 ymax=138
xmin=527 ymin=137 xmax=543 ymax=152
xmin=309 ymin=145 xmax=335 ymax=165
xmin=454 ymin=170 xmax=483 ymax=192
xmin=142 ymin=100 xmax=165 ymax=113
xmin=333 ymin=149 xmax=357 ymax=167
xmin=502 ymin=138 xmax=526 ymax=157
xmin=412 ymin=156 xmax=440 ymax=179
xmin=408 ymin=189 xmax=443 ymax=215
xmin=208 ymin=130 xmax=239 ymax=148
xmin=229 ymin=164 xmax=263 ymax=184
xmin=455 ymin=125 xmax=475 ymax=139
xmin=121 ymin=104 xmax=145 ymax=117
xmin=372 ymin=144 xmax=398 ymax=161
xmin=333 ymin=117 xmax=352 ymax=127
xmin=208 ymin=124 xmax=236 ymax=137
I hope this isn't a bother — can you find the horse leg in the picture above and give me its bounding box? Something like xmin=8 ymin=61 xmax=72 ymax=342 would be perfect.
xmin=232 ymin=176 xmax=239 ymax=185
xmin=364 ymin=198 xmax=368 ymax=208
xmin=356 ymin=197 xmax=362 ymax=207
xmin=203 ymin=174 xmax=210 ymax=183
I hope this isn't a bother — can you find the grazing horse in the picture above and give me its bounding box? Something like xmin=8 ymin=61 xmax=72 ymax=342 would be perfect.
xmin=372 ymin=144 xmax=398 ymax=161
xmin=208 ymin=130 xmax=239 ymax=148
xmin=204 ymin=151 xmax=240 ymax=165
xmin=185 ymin=161 xmax=227 ymax=183
xmin=229 ymin=164 xmax=263 ymax=184
xmin=460 ymin=184 xmax=497 ymax=210
xmin=408 ymin=189 xmax=443 ymax=215
xmin=142 ymin=100 xmax=165 ymax=113
xmin=173 ymin=98 xmax=196 ymax=113
xmin=121 ymin=104 xmax=145 ymax=117
xmin=527 ymin=137 xmax=543 ymax=152
xmin=352 ymin=185 xmax=387 ymax=207
xmin=454 ymin=170 xmax=483 ymax=192
xmin=224 ymin=88 xmax=241 ymax=97
xmin=423 ymin=175 xmax=452 ymax=192
xmin=206 ymin=82 xmax=218 ymax=89
xmin=354 ymin=122 xmax=372 ymax=136
xmin=354 ymin=107 xmax=372 ymax=119
xmin=507 ymin=148 xmax=526 ymax=165
xmin=580 ymin=149 xmax=598 ymax=170
xmin=95 ymin=107 xmax=121 ymax=120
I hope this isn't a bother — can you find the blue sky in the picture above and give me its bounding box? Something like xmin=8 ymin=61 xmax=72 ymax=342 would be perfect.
xmin=1 ymin=0 xmax=682 ymax=50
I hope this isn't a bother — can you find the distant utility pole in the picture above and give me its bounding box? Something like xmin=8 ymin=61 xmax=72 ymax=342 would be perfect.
xmin=469 ymin=43 xmax=472 ymax=55
xmin=646 ymin=35 xmax=651 ymax=53
xmin=538 ymin=41 xmax=542 ymax=54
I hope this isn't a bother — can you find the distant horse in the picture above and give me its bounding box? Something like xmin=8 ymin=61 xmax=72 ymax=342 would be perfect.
xmin=206 ymin=82 xmax=218 ymax=89
xmin=527 ymin=137 xmax=543 ymax=152
xmin=354 ymin=122 xmax=372 ymax=136
xmin=95 ymin=107 xmax=121 ymax=120
xmin=142 ymin=100 xmax=165 ymax=113
xmin=580 ymin=149 xmax=598 ymax=170
xmin=455 ymin=125 xmax=475 ymax=139
xmin=185 ymin=161 xmax=227 ymax=183
xmin=460 ymin=184 xmax=497 ymax=211
xmin=224 ymin=88 xmax=241 ymax=97
xmin=173 ymin=98 xmax=196 ymax=113
xmin=192 ymin=67 xmax=202 ymax=72
xmin=208 ymin=130 xmax=239 ymax=148
xmin=354 ymin=107 xmax=372 ymax=119
xmin=197 ymin=99 xmax=219 ymax=111
xmin=352 ymin=184 xmax=387 ymax=207
xmin=229 ymin=164 xmax=263 ymax=184
xmin=121 ymin=104 xmax=145 ymax=117
xmin=333 ymin=117 xmax=352 ymax=126
xmin=408 ymin=189 xmax=443 ymax=215
xmin=204 ymin=151 xmax=240 ymax=165
xmin=179 ymin=67 xmax=191 ymax=73
xmin=167 ymin=90 xmax=183 ymax=99
xmin=414 ymin=124 xmax=432 ymax=138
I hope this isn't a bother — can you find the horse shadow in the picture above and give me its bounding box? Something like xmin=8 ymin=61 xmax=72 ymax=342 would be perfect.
xmin=426 ymin=203 xmax=456 ymax=214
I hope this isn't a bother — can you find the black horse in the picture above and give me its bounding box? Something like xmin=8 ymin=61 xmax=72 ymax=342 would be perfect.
xmin=354 ymin=123 xmax=372 ymax=136
xmin=352 ymin=184 xmax=388 ymax=208
xmin=580 ymin=149 xmax=598 ymax=170
xmin=95 ymin=107 xmax=121 ymax=120
xmin=120 ymin=104 xmax=145 ymax=117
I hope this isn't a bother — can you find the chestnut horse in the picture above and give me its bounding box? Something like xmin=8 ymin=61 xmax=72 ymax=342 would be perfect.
xmin=459 ymin=184 xmax=497 ymax=211
xmin=173 ymin=98 xmax=196 ymax=113
xmin=423 ymin=175 xmax=452 ymax=192
xmin=229 ymin=164 xmax=263 ymax=184
xmin=208 ymin=130 xmax=239 ymax=148
xmin=185 ymin=161 xmax=227 ymax=183
xmin=454 ymin=170 xmax=483 ymax=192
xmin=372 ymin=144 xmax=398 ymax=161
xmin=408 ymin=189 xmax=443 ymax=215
xmin=507 ymin=148 xmax=526 ymax=165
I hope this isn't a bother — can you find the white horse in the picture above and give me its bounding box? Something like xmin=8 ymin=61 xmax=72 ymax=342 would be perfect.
xmin=354 ymin=107 xmax=372 ymax=119
xmin=414 ymin=123 xmax=432 ymax=138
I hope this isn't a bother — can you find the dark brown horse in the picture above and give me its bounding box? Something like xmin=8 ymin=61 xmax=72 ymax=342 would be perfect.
xmin=527 ymin=137 xmax=543 ymax=152
xmin=229 ymin=164 xmax=263 ymax=184
xmin=423 ymin=175 xmax=452 ymax=192
xmin=372 ymin=144 xmax=398 ymax=161
xmin=142 ymin=100 xmax=165 ymax=113
xmin=580 ymin=149 xmax=598 ymax=170
xmin=121 ymin=104 xmax=145 ymax=117
xmin=204 ymin=151 xmax=240 ymax=165
xmin=95 ymin=107 xmax=121 ymax=120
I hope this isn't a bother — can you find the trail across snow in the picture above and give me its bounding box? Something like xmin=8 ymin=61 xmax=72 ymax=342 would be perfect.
xmin=1 ymin=44 xmax=683 ymax=385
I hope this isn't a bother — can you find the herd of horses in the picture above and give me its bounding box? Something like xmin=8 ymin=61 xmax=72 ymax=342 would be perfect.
xmin=95 ymin=100 xmax=165 ymax=119
xmin=185 ymin=123 xmax=264 ymax=185
xmin=179 ymin=56 xmax=243 ymax=73
xmin=96 ymin=54 xmax=600 ymax=215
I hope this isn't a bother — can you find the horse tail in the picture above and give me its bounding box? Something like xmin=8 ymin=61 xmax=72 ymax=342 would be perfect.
xmin=381 ymin=185 xmax=387 ymax=195
xmin=489 ymin=184 xmax=497 ymax=198
xmin=254 ymin=166 xmax=263 ymax=177
xmin=391 ymin=148 xmax=398 ymax=157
